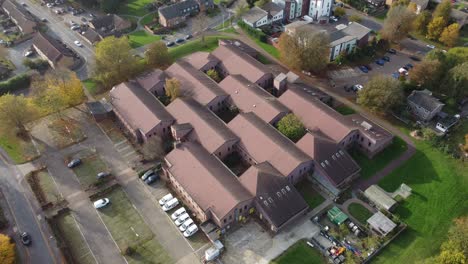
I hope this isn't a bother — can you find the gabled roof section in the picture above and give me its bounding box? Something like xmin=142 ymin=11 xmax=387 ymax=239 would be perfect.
xmin=212 ymin=43 xmax=272 ymax=84
xmin=219 ymin=75 xmax=290 ymax=123
xmin=279 ymin=85 xmax=353 ymax=143
xmin=228 ymin=112 xmax=311 ymax=176
xmin=110 ymin=81 xmax=174 ymax=134
xmin=165 ymin=60 xmax=227 ymax=106
xmin=165 ymin=142 xmax=253 ymax=219
xmin=135 ymin=69 xmax=167 ymax=91
xmin=407 ymin=89 xmax=444 ymax=112
xmin=344 ymin=114 xmax=393 ymax=143
xmin=239 ymin=162 xmax=308 ymax=228
xmin=33 ymin=32 xmax=74 ymax=63
xmin=166 ymin=98 xmax=238 ymax=153
xmin=2 ymin=0 xmax=37 ymax=34
xmin=182 ymin=52 xmax=220 ymax=70
xmin=341 ymin=22 xmax=371 ymax=40
xmin=296 ymin=131 xmax=360 ymax=186
xmin=158 ymin=0 xmax=199 ymax=20
xmin=242 ymin=7 xmax=268 ymax=24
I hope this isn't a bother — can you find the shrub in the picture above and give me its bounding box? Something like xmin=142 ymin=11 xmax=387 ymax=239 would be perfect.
xmin=237 ymin=20 xmax=267 ymax=42
xmin=23 ymin=58 xmax=49 ymax=71
xmin=0 ymin=74 xmax=31 ymax=95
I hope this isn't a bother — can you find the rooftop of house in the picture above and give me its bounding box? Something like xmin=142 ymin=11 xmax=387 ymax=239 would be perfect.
xmin=239 ymin=162 xmax=309 ymax=227
xmin=182 ymin=51 xmax=220 ymax=70
xmin=158 ymin=0 xmax=199 ymax=20
xmin=407 ymin=89 xmax=444 ymax=112
xmin=242 ymin=6 xmax=268 ymax=24
xmin=166 ymin=98 xmax=238 ymax=153
xmin=296 ymin=130 xmax=361 ymax=186
xmin=165 ymin=60 xmax=227 ymax=106
xmin=32 ymin=31 xmax=75 ymax=63
xmin=109 ymin=81 xmax=174 ymax=135
xmin=165 ymin=141 xmax=253 ymax=220
xmin=367 ymin=211 xmax=397 ymax=235
xmin=219 ymin=75 xmax=290 ymax=123
xmin=135 ymin=69 xmax=167 ymax=91
xmin=341 ymin=22 xmax=372 ymax=40
xmin=364 ymin=185 xmax=396 ymax=211
xmin=81 ymin=28 xmax=102 ymax=44
xmin=2 ymin=0 xmax=37 ymax=34
xmin=344 ymin=114 xmax=393 ymax=143
xmin=261 ymin=2 xmax=283 ymax=16
xmin=212 ymin=43 xmax=272 ymax=84
xmin=228 ymin=112 xmax=312 ymax=177
xmin=218 ymin=39 xmax=259 ymax=58
xmin=89 ymin=14 xmax=131 ymax=37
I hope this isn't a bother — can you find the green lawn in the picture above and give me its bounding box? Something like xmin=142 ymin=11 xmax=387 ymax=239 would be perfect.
xmin=36 ymin=170 xmax=61 ymax=204
xmin=118 ymin=0 xmax=153 ymax=16
xmin=350 ymin=137 xmax=408 ymax=179
xmin=335 ymin=104 xmax=356 ymax=115
xmin=82 ymin=79 xmax=102 ymax=96
xmin=257 ymin=53 xmax=270 ymax=64
xmin=169 ymin=36 xmax=232 ymax=60
xmin=254 ymin=38 xmax=280 ymax=59
xmin=97 ymin=188 xmax=173 ymax=264
xmin=347 ymin=203 xmax=373 ymax=224
xmin=373 ymin=139 xmax=468 ymax=264
xmin=271 ymin=240 xmax=326 ymax=264
xmin=73 ymin=154 xmax=108 ymax=188
xmin=0 ymin=132 xmax=38 ymax=164
xmin=296 ymin=181 xmax=326 ymax=209
xmin=56 ymin=212 xmax=96 ymax=264
xmin=139 ymin=13 xmax=157 ymax=25
xmin=128 ymin=30 xmax=162 ymax=48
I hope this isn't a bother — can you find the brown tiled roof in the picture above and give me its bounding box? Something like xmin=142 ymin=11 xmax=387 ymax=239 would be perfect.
xmin=2 ymin=0 xmax=37 ymax=34
xmin=219 ymin=75 xmax=290 ymax=123
xmin=182 ymin=52 xmax=219 ymax=70
xmin=279 ymin=85 xmax=353 ymax=143
xmin=166 ymin=98 xmax=238 ymax=153
xmin=110 ymin=81 xmax=174 ymax=135
xmin=165 ymin=142 xmax=253 ymax=220
xmin=135 ymin=69 xmax=167 ymax=91
xmin=297 ymin=131 xmax=360 ymax=186
xmin=239 ymin=162 xmax=308 ymax=228
xmin=228 ymin=112 xmax=311 ymax=177
xmin=212 ymin=43 xmax=272 ymax=84
xmin=343 ymin=114 xmax=393 ymax=144
xmin=165 ymin=60 xmax=227 ymax=106
xmin=89 ymin=14 xmax=131 ymax=37
xmin=32 ymin=32 xmax=74 ymax=63
xmin=82 ymin=28 xmax=102 ymax=44
xmin=218 ymin=39 xmax=258 ymax=58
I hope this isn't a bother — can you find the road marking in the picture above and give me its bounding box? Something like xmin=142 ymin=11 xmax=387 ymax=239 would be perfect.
xmin=116 ymin=144 xmax=132 ymax=152
xmin=114 ymin=140 xmax=128 ymax=147
xmin=122 ymin=150 xmax=137 ymax=158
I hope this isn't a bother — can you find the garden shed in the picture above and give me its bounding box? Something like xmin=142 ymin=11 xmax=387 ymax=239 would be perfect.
xmin=327 ymin=206 xmax=348 ymax=225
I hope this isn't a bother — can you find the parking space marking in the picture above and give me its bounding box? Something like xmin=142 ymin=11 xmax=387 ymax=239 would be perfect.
xmin=122 ymin=150 xmax=137 ymax=158
xmin=114 ymin=140 xmax=128 ymax=148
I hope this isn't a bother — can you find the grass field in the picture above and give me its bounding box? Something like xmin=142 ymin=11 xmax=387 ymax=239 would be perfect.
xmin=35 ymin=170 xmax=61 ymax=204
xmin=257 ymin=54 xmax=270 ymax=64
xmin=82 ymin=79 xmax=102 ymax=96
xmin=372 ymin=139 xmax=468 ymax=264
xmin=169 ymin=36 xmax=232 ymax=60
xmin=271 ymin=240 xmax=325 ymax=264
xmin=254 ymin=38 xmax=280 ymax=59
xmin=97 ymin=188 xmax=173 ymax=264
xmin=118 ymin=0 xmax=153 ymax=16
xmin=128 ymin=30 xmax=162 ymax=48
xmin=347 ymin=203 xmax=373 ymax=224
xmin=350 ymin=137 xmax=408 ymax=179
xmin=296 ymin=181 xmax=325 ymax=209
xmin=0 ymin=132 xmax=38 ymax=164
xmin=335 ymin=105 xmax=356 ymax=115
xmin=55 ymin=212 xmax=95 ymax=264
xmin=73 ymin=154 xmax=108 ymax=188
xmin=140 ymin=13 xmax=157 ymax=25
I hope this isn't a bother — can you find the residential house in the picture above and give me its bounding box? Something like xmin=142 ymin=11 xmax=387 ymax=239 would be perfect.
xmin=218 ymin=39 xmax=259 ymax=58
xmin=158 ymin=0 xmax=200 ymax=28
xmin=32 ymin=32 xmax=76 ymax=69
xmin=239 ymin=162 xmax=309 ymax=232
xmin=242 ymin=2 xmax=284 ymax=28
xmin=451 ymin=9 xmax=468 ymax=28
xmin=109 ymin=81 xmax=175 ymax=142
xmin=83 ymin=14 xmax=131 ymax=44
xmin=410 ymin=0 xmax=428 ymax=14
xmin=166 ymin=98 xmax=239 ymax=159
xmin=228 ymin=112 xmax=313 ymax=184
xmin=364 ymin=185 xmax=397 ymax=211
xmin=307 ymin=0 xmax=333 ymax=22
xmin=165 ymin=60 xmax=229 ymax=112
xmin=135 ymin=69 xmax=167 ymax=96
xmin=367 ymin=211 xmax=397 ymax=237
xmin=219 ymin=75 xmax=290 ymax=125
xmin=273 ymin=0 xmax=299 ymax=22
xmin=183 ymin=52 xmax=220 ymax=72
xmin=1 ymin=0 xmax=37 ymax=35
xmin=212 ymin=43 xmax=274 ymax=88
xmin=407 ymin=89 xmax=444 ymax=121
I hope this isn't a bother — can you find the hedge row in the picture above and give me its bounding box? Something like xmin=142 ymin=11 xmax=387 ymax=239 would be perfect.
xmin=237 ymin=20 xmax=267 ymax=42
xmin=0 ymin=74 xmax=31 ymax=95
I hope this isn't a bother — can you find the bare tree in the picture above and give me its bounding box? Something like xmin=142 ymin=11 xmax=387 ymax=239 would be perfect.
xmin=381 ymin=5 xmax=415 ymax=43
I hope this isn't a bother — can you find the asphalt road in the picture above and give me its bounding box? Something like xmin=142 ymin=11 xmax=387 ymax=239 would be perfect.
xmin=0 ymin=150 xmax=61 ymax=264
xmin=18 ymin=0 xmax=95 ymax=79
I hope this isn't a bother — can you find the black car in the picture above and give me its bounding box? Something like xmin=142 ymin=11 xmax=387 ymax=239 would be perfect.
xmin=175 ymin=38 xmax=185 ymax=44
xmin=144 ymin=174 xmax=159 ymax=185
xmin=67 ymin=158 xmax=81 ymax=168
xmin=405 ymin=63 xmax=414 ymax=69
xmin=184 ymin=34 xmax=192 ymax=40
xmin=166 ymin=41 xmax=175 ymax=47
xmin=20 ymin=232 xmax=31 ymax=246
xmin=388 ymin=48 xmax=396 ymax=54
xmin=409 ymin=56 xmax=421 ymax=61
xmin=382 ymin=56 xmax=390 ymax=62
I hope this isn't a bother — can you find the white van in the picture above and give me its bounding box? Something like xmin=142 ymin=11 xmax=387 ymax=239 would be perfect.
xmin=171 ymin=207 xmax=186 ymax=220
xmin=179 ymin=219 xmax=194 ymax=232
xmin=184 ymin=224 xmax=199 ymax=237
xmin=162 ymin=198 xmax=179 ymax=212
xmin=159 ymin=193 xmax=173 ymax=206
xmin=175 ymin=213 xmax=190 ymax=226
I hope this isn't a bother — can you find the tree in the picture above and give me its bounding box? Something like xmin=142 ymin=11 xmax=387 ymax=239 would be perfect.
xmin=392 ymin=0 xmax=409 ymax=6
xmin=246 ymin=0 xmax=256 ymax=8
xmin=439 ymin=23 xmax=460 ymax=47
xmin=0 ymin=234 xmax=15 ymax=264
xmin=334 ymin=7 xmax=346 ymax=17
xmin=409 ymin=59 xmax=442 ymax=89
xmin=381 ymin=6 xmax=415 ymax=42
xmin=235 ymin=4 xmax=249 ymax=21
xmin=0 ymin=94 xmax=38 ymax=136
xmin=407 ymin=2 xmax=417 ymax=12
xmin=165 ymin=78 xmax=181 ymax=102
xmin=463 ymin=134 xmax=468 ymax=152
xmin=413 ymin=11 xmax=432 ymax=34
xmin=145 ymin=41 xmax=172 ymax=69
xmin=255 ymin=0 xmax=269 ymax=7
xmin=192 ymin=13 xmax=209 ymax=44
xmin=206 ymin=69 xmax=221 ymax=82
xmin=444 ymin=61 xmax=468 ymax=99
xmin=433 ymin=0 xmax=452 ymax=22
xmin=357 ymin=75 xmax=403 ymax=113
xmin=349 ymin=14 xmax=362 ymax=22
xmin=426 ymin=16 xmax=446 ymax=40
xmin=140 ymin=135 xmax=165 ymax=161
xmin=0 ymin=46 xmax=9 ymax=59
xmin=277 ymin=114 xmax=306 ymax=142
xmin=94 ymin=36 xmax=139 ymax=89
xmin=278 ymin=29 xmax=329 ymax=73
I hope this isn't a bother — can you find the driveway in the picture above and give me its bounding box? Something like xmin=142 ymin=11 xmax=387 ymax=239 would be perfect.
xmin=7 ymin=39 xmax=32 ymax=75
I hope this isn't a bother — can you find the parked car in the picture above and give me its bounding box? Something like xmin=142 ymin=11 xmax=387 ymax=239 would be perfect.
xmin=358 ymin=66 xmax=368 ymax=73
xmin=426 ymin=44 xmax=435 ymax=49
xmin=144 ymin=174 xmax=159 ymax=185
xmin=352 ymin=84 xmax=363 ymax=92
xmin=46 ymin=3 xmax=54 ymax=7
xmin=179 ymin=218 xmax=194 ymax=232
xmin=388 ymin=48 xmax=396 ymax=54
xmin=171 ymin=207 xmax=186 ymax=220
xmin=41 ymin=18 xmax=47 ymax=22
xmin=174 ymin=213 xmax=190 ymax=226
xmin=184 ymin=34 xmax=192 ymax=40
xmin=166 ymin=41 xmax=174 ymax=47
xmin=67 ymin=158 xmax=81 ymax=168
xmin=71 ymin=25 xmax=80 ymax=30
xmin=20 ymin=232 xmax=31 ymax=246
xmin=162 ymin=198 xmax=179 ymax=212
xmin=375 ymin=59 xmax=385 ymax=66
xmin=159 ymin=193 xmax=174 ymax=206
xmin=409 ymin=56 xmax=421 ymax=61
xmin=392 ymin=72 xmax=400 ymax=79
xmin=405 ymin=63 xmax=414 ymax=69
xmin=364 ymin=64 xmax=372 ymax=71
xmin=89 ymin=13 xmax=96 ymax=18
xmin=93 ymin=198 xmax=110 ymax=209
xmin=175 ymin=38 xmax=184 ymax=44
xmin=24 ymin=50 xmax=34 ymax=57
xmin=74 ymin=40 xmax=83 ymax=47
xmin=398 ymin=68 xmax=408 ymax=75
xmin=329 ymin=16 xmax=338 ymax=22
xmin=97 ymin=172 xmax=111 ymax=179
xmin=382 ymin=56 xmax=390 ymax=62
xmin=141 ymin=169 xmax=154 ymax=181
xmin=183 ymin=224 xmax=199 ymax=237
